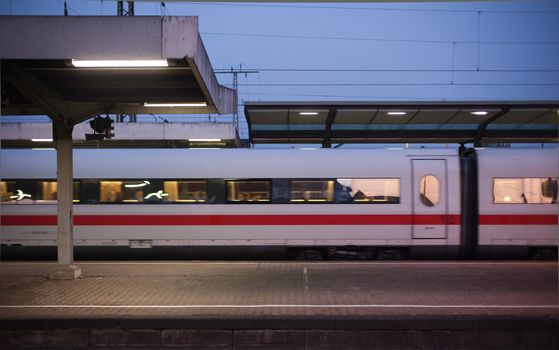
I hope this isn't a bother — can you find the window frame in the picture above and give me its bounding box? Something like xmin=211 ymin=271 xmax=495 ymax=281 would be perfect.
xmin=289 ymin=178 xmax=336 ymax=204
xmin=418 ymin=174 xmax=440 ymax=207
xmin=335 ymin=177 xmax=401 ymax=204
xmin=162 ymin=179 xmax=209 ymax=204
xmin=0 ymin=179 xmax=80 ymax=204
xmin=225 ymin=179 xmax=272 ymax=204
xmin=492 ymin=177 xmax=558 ymax=205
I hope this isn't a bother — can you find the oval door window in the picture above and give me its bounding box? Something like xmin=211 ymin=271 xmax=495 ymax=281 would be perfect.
xmin=419 ymin=175 xmax=440 ymax=207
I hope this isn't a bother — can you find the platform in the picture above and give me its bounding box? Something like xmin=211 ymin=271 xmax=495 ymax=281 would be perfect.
xmin=0 ymin=261 xmax=557 ymax=349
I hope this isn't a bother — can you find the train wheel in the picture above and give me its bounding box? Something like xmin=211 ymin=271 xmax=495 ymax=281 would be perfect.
xmin=357 ymin=247 xmax=374 ymax=260
xmin=531 ymin=248 xmax=558 ymax=260
xmin=375 ymin=248 xmax=407 ymax=260
xmin=295 ymin=248 xmax=324 ymax=260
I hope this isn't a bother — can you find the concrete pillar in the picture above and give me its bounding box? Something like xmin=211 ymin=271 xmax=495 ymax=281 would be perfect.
xmin=50 ymin=125 xmax=81 ymax=279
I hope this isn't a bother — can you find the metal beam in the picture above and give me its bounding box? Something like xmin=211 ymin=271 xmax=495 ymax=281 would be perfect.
xmin=250 ymin=128 xmax=558 ymax=141
xmin=473 ymin=107 xmax=510 ymax=147
xmin=3 ymin=62 xmax=111 ymax=125
xmin=322 ymin=108 xmax=338 ymax=148
xmin=3 ymin=62 xmax=66 ymax=123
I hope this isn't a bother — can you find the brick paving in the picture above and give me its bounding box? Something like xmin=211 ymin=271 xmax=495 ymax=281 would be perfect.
xmin=0 ymin=261 xmax=556 ymax=320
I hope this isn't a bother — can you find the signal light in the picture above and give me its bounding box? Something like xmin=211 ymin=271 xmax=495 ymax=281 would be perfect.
xmin=87 ymin=116 xmax=114 ymax=140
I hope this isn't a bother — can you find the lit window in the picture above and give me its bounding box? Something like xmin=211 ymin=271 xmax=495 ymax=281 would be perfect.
xmin=99 ymin=181 xmax=124 ymax=203
xmin=163 ymin=180 xmax=208 ymax=202
xmin=337 ymin=178 xmax=400 ymax=204
xmin=0 ymin=181 xmax=17 ymax=202
xmin=493 ymin=178 xmax=557 ymax=204
xmin=419 ymin=175 xmax=440 ymax=207
xmin=1 ymin=181 xmax=79 ymax=203
xmin=37 ymin=181 xmax=57 ymax=202
xmin=227 ymin=180 xmax=270 ymax=202
xmin=291 ymin=180 xmax=334 ymax=203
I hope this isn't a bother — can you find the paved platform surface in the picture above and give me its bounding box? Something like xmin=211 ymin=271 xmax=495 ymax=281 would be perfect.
xmin=0 ymin=261 xmax=556 ymax=321
xmin=0 ymin=261 xmax=557 ymax=349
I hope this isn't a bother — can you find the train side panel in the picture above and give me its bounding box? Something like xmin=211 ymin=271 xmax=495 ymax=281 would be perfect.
xmin=1 ymin=148 xmax=461 ymax=258
xmin=476 ymin=148 xmax=558 ymax=252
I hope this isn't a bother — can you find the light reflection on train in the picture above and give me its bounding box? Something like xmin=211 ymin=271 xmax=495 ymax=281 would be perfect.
xmin=0 ymin=147 xmax=557 ymax=259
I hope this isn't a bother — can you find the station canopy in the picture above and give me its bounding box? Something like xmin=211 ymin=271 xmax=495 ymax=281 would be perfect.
xmin=244 ymin=101 xmax=559 ymax=146
xmin=0 ymin=16 xmax=236 ymax=125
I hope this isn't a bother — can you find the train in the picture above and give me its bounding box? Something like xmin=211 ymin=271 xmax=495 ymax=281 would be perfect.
xmin=0 ymin=147 xmax=557 ymax=260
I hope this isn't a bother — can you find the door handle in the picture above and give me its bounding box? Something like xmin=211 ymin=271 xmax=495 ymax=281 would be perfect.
xmin=425 ymin=226 xmax=436 ymax=230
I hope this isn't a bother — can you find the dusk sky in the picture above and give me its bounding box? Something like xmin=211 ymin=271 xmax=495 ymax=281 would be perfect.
xmin=1 ymin=1 xmax=558 ymax=139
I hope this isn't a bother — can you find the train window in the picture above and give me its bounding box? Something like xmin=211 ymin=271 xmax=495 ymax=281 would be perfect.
xmin=419 ymin=175 xmax=440 ymax=207
xmin=493 ymin=178 xmax=558 ymax=204
xmin=0 ymin=181 xmax=17 ymax=202
xmin=35 ymin=181 xmax=80 ymax=203
xmin=99 ymin=180 xmax=167 ymax=203
xmin=227 ymin=180 xmax=271 ymax=202
xmin=290 ymin=180 xmax=334 ymax=203
xmin=163 ymin=180 xmax=208 ymax=203
xmin=336 ymin=179 xmax=400 ymax=204
xmin=99 ymin=181 xmax=124 ymax=202
xmin=0 ymin=180 xmax=79 ymax=203
xmin=37 ymin=181 xmax=58 ymax=202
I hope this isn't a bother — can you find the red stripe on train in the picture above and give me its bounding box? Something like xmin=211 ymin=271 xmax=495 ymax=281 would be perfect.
xmin=478 ymin=215 xmax=558 ymax=225
xmin=1 ymin=214 xmax=556 ymax=226
xmin=2 ymin=214 xmax=557 ymax=226
xmin=1 ymin=214 xmax=462 ymax=226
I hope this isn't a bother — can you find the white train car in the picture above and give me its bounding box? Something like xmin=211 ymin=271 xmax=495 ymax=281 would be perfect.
xmin=476 ymin=148 xmax=558 ymax=258
xmin=0 ymin=147 xmax=556 ymax=259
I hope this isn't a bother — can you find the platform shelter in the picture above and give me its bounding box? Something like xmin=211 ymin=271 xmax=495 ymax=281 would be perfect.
xmin=244 ymin=101 xmax=558 ymax=147
xmin=0 ymin=16 xmax=236 ymax=278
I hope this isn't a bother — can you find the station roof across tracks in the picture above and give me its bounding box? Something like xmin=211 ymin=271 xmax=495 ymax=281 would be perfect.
xmin=244 ymin=101 xmax=559 ymax=146
xmin=0 ymin=16 xmax=236 ymax=124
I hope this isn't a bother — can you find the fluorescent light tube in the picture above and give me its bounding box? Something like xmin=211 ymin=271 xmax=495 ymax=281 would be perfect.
xmin=31 ymin=138 xmax=53 ymax=142
xmin=299 ymin=112 xmax=319 ymax=116
xmin=189 ymin=139 xmax=222 ymax=142
xmin=470 ymin=111 xmax=488 ymax=116
xmin=144 ymin=102 xmax=207 ymax=107
xmin=71 ymin=59 xmax=168 ymax=67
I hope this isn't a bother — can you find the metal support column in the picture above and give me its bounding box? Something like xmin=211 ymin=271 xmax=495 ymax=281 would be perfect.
xmin=50 ymin=123 xmax=81 ymax=279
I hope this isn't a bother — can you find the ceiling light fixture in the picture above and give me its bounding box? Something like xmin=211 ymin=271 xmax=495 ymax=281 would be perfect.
xmin=71 ymin=59 xmax=168 ymax=68
xmin=470 ymin=111 xmax=488 ymax=116
xmin=31 ymin=138 xmax=53 ymax=142
xmin=144 ymin=102 xmax=207 ymax=107
xmin=188 ymin=138 xmax=222 ymax=142
xmin=299 ymin=112 xmax=319 ymax=116
xmin=387 ymin=112 xmax=407 ymax=116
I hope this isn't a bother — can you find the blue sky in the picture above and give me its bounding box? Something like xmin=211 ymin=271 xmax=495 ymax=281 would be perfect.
xmin=1 ymin=1 xmax=558 ymax=139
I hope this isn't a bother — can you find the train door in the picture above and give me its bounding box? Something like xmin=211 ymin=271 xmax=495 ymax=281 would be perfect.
xmin=412 ymin=159 xmax=448 ymax=239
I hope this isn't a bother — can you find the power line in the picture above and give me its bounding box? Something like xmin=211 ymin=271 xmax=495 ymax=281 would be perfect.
xmin=202 ymin=32 xmax=559 ymax=45
xmin=216 ymin=68 xmax=559 ymax=73
xmin=236 ymin=92 xmax=444 ymax=100
xmin=228 ymin=83 xmax=559 ymax=87
xmin=182 ymin=2 xmax=559 ymax=15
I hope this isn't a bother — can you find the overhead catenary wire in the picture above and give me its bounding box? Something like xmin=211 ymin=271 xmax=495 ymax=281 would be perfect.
xmin=182 ymin=2 xmax=559 ymax=15
xmin=227 ymin=83 xmax=559 ymax=87
xmin=215 ymin=68 xmax=559 ymax=73
xmin=235 ymin=93 xmax=446 ymax=100
xmin=202 ymin=32 xmax=559 ymax=45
